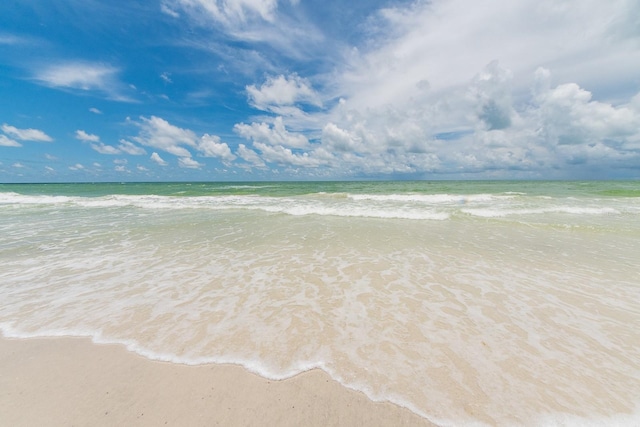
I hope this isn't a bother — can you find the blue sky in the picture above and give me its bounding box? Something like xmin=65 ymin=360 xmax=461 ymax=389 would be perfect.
xmin=1 ymin=0 xmax=640 ymax=182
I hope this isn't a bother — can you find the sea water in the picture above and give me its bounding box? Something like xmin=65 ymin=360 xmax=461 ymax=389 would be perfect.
xmin=0 ymin=181 xmax=638 ymax=426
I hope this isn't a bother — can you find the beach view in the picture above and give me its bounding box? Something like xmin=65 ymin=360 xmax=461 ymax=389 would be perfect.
xmin=1 ymin=181 xmax=639 ymax=425
xmin=1 ymin=0 xmax=640 ymax=425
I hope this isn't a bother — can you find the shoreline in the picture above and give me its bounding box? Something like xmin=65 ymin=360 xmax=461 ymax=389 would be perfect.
xmin=0 ymin=335 xmax=436 ymax=426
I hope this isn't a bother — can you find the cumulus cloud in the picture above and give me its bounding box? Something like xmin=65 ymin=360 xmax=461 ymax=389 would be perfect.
xmin=132 ymin=116 xmax=198 ymax=157
xmin=150 ymin=152 xmax=168 ymax=166
xmin=234 ymin=117 xmax=309 ymax=148
xmin=0 ymin=135 xmax=21 ymax=147
xmin=178 ymin=156 xmax=203 ymax=168
xmin=321 ymin=122 xmax=364 ymax=153
xmin=74 ymin=130 xmax=146 ymax=156
xmin=68 ymin=163 xmax=85 ymax=170
xmin=530 ymin=70 xmax=640 ymax=147
xmin=75 ymin=130 xmax=100 ymax=143
xmin=2 ymin=124 xmax=53 ymax=142
xmin=190 ymin=0 xmax=638 ymax=177
xmin=236 ymin=143 xmax=266 ymax=168
xmin=337 ymin=0 xmax=640 ymax=114
xmin=131 ymin=115 xmax=237 ymax=168
xmin=118 ymin=139 xmax=146 ymax=155
xmin=247 ymin=73 xmax=321 ymax=115
xmin=89 ymin=107 xmax=103 ymax=114
xmin=198 ymin=134 xmax=236 ymax=163
xmin=243 ymin=61 xmax=639 ymax=178
xmin=251 ymin=141 xmax=322 ymax=167
xmin=91 ymin=142 xmax=121 ymax=155
xmin=470 ymin=61 xmax=516 ymax=131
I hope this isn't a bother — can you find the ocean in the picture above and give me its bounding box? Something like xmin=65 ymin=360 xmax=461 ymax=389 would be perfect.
xmin=1 ymin=180 xmax=638 ymax=426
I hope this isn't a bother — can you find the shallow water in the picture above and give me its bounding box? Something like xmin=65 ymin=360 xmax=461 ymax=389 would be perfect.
xmin=1 ymin=181 xmax=639 ymax=426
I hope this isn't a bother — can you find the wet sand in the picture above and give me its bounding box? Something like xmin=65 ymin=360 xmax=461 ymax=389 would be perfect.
xmin=0 ymin=336 xmax=435 ymax=426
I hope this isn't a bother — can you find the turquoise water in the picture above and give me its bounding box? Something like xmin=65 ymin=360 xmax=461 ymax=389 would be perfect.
xmin=1 ymin=181 xmax=639 ymax=426
xmin=3 ymin=179 xmax=640 ymax=197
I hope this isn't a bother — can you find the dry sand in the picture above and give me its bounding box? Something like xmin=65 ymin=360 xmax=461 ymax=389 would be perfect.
xmin=0 ymin=336 xmax=435 ymax=426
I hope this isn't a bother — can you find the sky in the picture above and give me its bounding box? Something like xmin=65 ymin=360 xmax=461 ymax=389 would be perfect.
xmin=1 ymin=0 xmax=640 ymax=182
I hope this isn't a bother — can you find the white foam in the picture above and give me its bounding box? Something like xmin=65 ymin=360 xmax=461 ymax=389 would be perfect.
xmin=536 ymin=407 xmax=640 ymax=427
xmin=0 ymin=192 xmax=73 ymax=205
xmin=349 ymin=193 xmax=508 ymax=204
xmin=462 ymin=206 xmax=620 ymax=218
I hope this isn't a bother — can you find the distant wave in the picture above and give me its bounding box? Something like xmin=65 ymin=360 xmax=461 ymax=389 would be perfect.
xmin=0 ymin=192 xmax=449 ymax=220
xmin=348 ymin=193 xmax=510 ymax=203
xmin=463 ymin=206 xmax=620 ymax=218
xmin=1 ymin=190 xmax=633 ymax=221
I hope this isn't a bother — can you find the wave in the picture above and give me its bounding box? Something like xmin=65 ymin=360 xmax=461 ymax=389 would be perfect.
xmin=0 ymin=192 xmax=449 ymax=220
xmin=1 ymin=191 xmax=632 ymax=222
xmin=348 ymin=193 xmax=510 ymax=203
xmin=463 ymin=206 xmax=621 ymax=218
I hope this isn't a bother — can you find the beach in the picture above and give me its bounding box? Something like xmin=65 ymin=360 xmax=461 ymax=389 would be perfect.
xmin=1 ymin=181 xmax=639 ymax=426
xmin=0 ymin=336 xmax=432 ymax=426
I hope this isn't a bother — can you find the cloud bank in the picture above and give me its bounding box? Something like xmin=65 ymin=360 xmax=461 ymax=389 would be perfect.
xmin=3 ymin=0 xmax=640 ymax=180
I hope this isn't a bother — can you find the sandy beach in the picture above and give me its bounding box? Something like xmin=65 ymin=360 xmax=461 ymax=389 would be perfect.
xmin=0 ymin=336 xmax=434 ymax=426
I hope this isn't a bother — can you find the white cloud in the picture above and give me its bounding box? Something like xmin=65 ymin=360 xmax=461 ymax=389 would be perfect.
xmin=132 ymin=116 xmax=236 ymax=167
xmin=89 ymin=107 xmax=103 ymax=114
xmin=2 ymin=124 xmax=53 ymax=141
xmin=178 ymin=156 xmax=203 ymax=168
xmin=248 ymin=61 xmax=639 ymax=178
xmin=132 ymin=116 xmax=198 ymax=157
xmin=321 ymin=123 xmax=363 ymax=153
xmin=118 ymin=139 xmax=146 ymax=155
xmin=162 ymin=0 xmax=279 ymax=26
xmin=34 ymin=62 xmax=132 ymax=101
xmin=150 ymin=152 xmax=168 ymax=166
xmin=91 ymin=143 xmax=121 ymax=155
xmin=115 ymin=165 xmax=128 ymax=172
xmin=247 ymin=73 xmax=321 ymax=114
xmin=137 ymin=165 xmax=149 ymax=171
xmin=234 ymin=117 xmax=309 ymax=148
xmin=75 ymin=129 xmax=100 ymax=142
xmin=0 ymin=135 xmax=21 ymax=147
xmin=236 ymin=143 xmax=266 ymax=168
xmin=252 ymin=141 xmax=323 ymax=167
xmin=160 ymin=3 xmax=180 ymax=18
xmin=12 ymin=162 xmax=25 ymax=168
xmin=336 ymin=0 xmax=640 ymax=114
xmin=160 ymin=72 xmax=172 ymax=83
xmin=69 ymin=163 xmax=85 ymax=170
xmin=37 ymin=62 xmax=115 ymax=89
xmin=161 ymin=0 xmax=323 ymax=62
xmin=198 ymin=134 xmax=236 ymax=163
